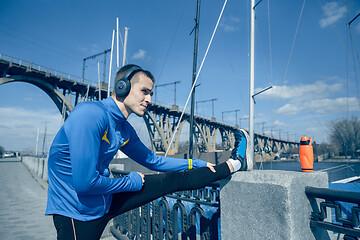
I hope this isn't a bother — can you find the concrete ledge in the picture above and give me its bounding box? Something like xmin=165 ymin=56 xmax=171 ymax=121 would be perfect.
xmin=22 ymin=156 xmax=46 ymax=179
xmin=220 ymin=170 xmax=329 ymax=240
xmin=21 ymin=156 xmax=115 ymax=239
xmin=21 ymin=156 xmax=48 ymax=189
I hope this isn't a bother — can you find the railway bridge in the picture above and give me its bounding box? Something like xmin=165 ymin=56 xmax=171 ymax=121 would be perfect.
xmin=0 ymin=53 xmax=299 ymax=156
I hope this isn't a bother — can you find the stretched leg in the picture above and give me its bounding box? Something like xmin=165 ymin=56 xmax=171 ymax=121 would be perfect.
xmin=108 ymin=162 xmax=231 ymax=218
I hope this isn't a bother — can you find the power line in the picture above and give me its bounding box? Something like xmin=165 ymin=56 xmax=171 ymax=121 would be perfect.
xmin=196 ymin=98 xmax=217 ymax=118
xmin=283 ymin=0 xmax=306 ymax=83
xmin=347 ymin=12 xmax=360 ymax=110
xmin=154 ymin=81 xmax=181 ymax=105
xmin=82 ymin=49 xmax=111 ymax=83
xmin=347 ymin=13 xmax=360 ymax=27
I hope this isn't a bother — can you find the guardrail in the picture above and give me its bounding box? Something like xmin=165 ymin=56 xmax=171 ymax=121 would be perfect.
xmin=305 ymin=186 xmax=360 ymax=239
xmin=111 ymin=170 xmax=221 ymax=240
xmin=0 ymin=53 xmax=96 ymax=87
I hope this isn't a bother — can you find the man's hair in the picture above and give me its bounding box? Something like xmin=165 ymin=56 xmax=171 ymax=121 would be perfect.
xmin=112 ymin=64 xmax=155 ymax=95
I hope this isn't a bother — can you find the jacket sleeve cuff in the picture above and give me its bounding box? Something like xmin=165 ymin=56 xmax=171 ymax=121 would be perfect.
xmin=191 ymin=158 xmax=208 ymax=169
xmin=128 ymin=172 xmax=143 ymax=191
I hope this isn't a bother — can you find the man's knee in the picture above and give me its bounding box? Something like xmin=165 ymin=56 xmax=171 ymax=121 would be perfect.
xmin=164 ymin=170 xmax=187 ymax=187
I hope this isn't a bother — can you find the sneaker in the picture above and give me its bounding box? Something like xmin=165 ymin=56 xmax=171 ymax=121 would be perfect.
xmin=230 ymin=129 xmax=253 ymax=171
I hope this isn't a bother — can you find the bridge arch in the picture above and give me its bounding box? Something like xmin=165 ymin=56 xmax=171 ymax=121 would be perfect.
xmin=0 ymin=75 xmax=73 ymax=118
xmin=143 ymin=109 xmax=188 ymax=155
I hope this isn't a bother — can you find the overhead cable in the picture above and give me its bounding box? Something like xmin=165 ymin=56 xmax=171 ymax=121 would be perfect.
xmin=165 ymin=0 xmax=228 ymax=156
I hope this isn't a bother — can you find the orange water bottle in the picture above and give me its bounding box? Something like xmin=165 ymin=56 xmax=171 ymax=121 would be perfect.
xmin=299 ymin=137 xmax=313 ymax=172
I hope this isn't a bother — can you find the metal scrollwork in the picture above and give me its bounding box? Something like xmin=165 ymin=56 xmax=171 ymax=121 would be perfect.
xmin=111 ymin=185 xmax=220 ymax=240
xmin=306 ymin=186 xmax=360 ymax=239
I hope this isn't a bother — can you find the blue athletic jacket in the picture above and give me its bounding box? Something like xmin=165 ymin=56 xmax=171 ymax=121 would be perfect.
xmin=45 ymin=97 xmax=207 ymax=221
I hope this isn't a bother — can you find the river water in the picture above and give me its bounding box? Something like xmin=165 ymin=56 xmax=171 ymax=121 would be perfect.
xmin=255 ymin=160 xmax=360 ymax=183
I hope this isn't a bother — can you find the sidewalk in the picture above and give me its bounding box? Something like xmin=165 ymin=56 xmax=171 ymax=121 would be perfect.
xmin=0 ymin=158 xmax=57 ymax=240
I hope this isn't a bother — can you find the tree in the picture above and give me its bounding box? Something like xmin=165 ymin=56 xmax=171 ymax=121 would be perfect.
xmin=329 ymin=116 xmax=360 ymax=158
xmin=0 ymin=145 xmax=4 ymax=156
xmin=313 ymin=142 xmax=333 ymax=160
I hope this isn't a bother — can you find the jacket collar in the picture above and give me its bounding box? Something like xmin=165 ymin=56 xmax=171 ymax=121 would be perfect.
xmin=101 ymin=97 xmax=127 ymax=122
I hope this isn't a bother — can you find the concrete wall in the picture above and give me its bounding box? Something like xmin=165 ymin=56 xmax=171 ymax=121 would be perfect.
xmin=22 ymin=156 xmax=124 ymax=183
xmin=220 ymin=170 xmax=329 ymax=240
xmin=21 ymin=156 xmax=115 ymax=239
xmin=22 ymin=156 xmax=48 ymax=183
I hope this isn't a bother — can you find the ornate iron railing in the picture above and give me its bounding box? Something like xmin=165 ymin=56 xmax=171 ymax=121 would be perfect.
xmin=111 ymin=170 xmax=221 ymax=240
xmin=305 ymin=186 xmax=360 ymax=239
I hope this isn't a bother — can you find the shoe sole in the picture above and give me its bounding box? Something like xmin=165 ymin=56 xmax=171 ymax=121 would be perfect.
xmin=238 ymin=129 xmax=253 ymax=170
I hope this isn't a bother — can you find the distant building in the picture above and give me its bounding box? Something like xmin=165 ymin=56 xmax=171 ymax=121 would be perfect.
xmin=2 ymin=152 xmax=20 ymax=158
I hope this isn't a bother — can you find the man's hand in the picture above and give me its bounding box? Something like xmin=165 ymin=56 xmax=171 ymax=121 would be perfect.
xmin=207 ymin=162 xmax=216 ymax=173
xmin=137 ymin=172 xmax=145 ymax=186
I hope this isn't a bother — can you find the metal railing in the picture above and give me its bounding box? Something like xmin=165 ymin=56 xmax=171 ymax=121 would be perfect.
xmin=111 ymin=170 xmax=221 ymax=240
xmin=0 ymin=53 xmax=96 ymax=87
xmin=305 ymin=186 xmax=360 ymax=239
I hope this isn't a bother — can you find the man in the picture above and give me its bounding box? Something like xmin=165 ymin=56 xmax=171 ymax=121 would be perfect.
xmin=45 ymin=64 xmax=252 ymax=240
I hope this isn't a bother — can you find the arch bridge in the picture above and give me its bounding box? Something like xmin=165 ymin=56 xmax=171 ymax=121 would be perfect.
xmin=144 ymin=104 xmax=299 ymax=156
xmin=0 ymin=53 xmax=107 ymax=119
xmin=0 ymin=53 xmax=299 ymax=156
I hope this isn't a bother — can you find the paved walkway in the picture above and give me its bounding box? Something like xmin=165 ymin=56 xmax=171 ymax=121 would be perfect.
xmin=0 ymin=158 xmax=57 ymax=239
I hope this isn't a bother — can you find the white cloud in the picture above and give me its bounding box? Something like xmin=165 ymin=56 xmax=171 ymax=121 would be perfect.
xmin=220 ymin=16 xmax=241 ymax=33
xmin=276 ymin=97 xmax=360 ymax=115
xmin=257 ymin=81 xmax=343 ymax=101
xmin=229 ymin=17 xmax=241 ymax=23
xmin=356 ymin=22 xmax=360 ymax=34
xmin=304 ymin=126 xmax=330 ymax=143
xmin=132 ymin=49 xmax=146 ymax=60
xmin=0 ymin=107 xmax=62 ymax=152
xmin=78 ymin=44 xmax=100 ymax=54
xmin=319 ymin=2 xmax=346 ymax=28
xmin=272 ymin=120 xmax=287 ymax=128
xmin=220 ymin=23 xmax=239 ymax=32
xmin=276 ymin=104 xmax=301 ymax=115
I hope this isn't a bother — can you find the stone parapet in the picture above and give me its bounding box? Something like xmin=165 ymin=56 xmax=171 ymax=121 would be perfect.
xmin=220 ymin=170 xmax=329 ymax=240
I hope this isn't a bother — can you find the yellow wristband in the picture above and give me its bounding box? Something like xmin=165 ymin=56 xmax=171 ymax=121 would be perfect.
xmin=188 ymin=159 xmax=193 ymax=170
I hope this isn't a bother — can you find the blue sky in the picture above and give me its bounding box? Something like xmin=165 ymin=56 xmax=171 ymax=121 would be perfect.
xmin=0 ymin=0 xmax=359 ymax=152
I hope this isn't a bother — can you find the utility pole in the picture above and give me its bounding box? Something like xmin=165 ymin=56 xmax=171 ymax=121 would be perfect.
xmin=103 ymin=51 xmax=108 ymax=83
xmin=189 ymin=0 xmax=201 ymax=159
xmin=222 ymin=110 xmax=240 ymax=125
xmin=155 ymin=81 xmax=181 ymax=105
xmin=122 ymin=27 xmax=129 ymax=67
xmin=256 ymin=122 xmax=266 ymax=134
xmin=97 ymin=61 xmax=101 ymax=100
xmin=108 ymin=29 xmax=115 ymax=97
xmin=116 ymin=18 xmax=120 ymax=70
xmin=273 ymin=129 xmax=281 ymax=140
xmin=249 ymin=0 xmax=256 ymax=168
xmin=196 ymin=98 xmax=217 ymax=118
xmin=35 ymin=128 xmax=40 ymax=156
xmin=239 ymin=117 xmax=249 ymax=129
xmin=42 ymin=123 xmax=47 ymax=157
xmin=82 ymin=49 xmax=111 ymax=83
xmin=347 ymin=13 xmax=360 ymax=27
